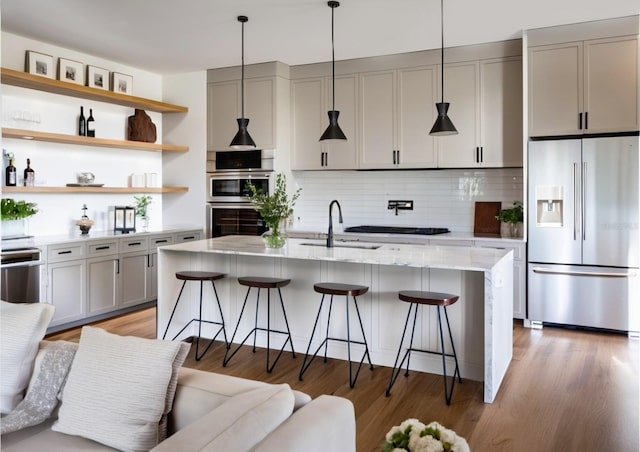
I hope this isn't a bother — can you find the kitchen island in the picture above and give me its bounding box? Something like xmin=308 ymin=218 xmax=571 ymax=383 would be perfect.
xmin=157 ymin=235 xmax=514 ymax=403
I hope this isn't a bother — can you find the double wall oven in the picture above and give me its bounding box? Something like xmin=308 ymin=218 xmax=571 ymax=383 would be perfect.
xmin=206 ymin=149 xmax=273 ymax=238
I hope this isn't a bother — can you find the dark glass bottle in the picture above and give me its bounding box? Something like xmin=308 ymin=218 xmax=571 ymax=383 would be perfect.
xmin=87 ymin=109 xmax=95 ymax=137
xmin=24 ymin=158 xmax=35 ymax=186
xmin=78 ymin=106 xmax=86 ymax=136
xmin=5 ymin=158 xmax=17 ymax=186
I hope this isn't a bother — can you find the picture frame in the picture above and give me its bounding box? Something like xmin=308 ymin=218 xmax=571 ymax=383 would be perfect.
xmin=86 ymin=65 xmax=109 ymax=90
xmin=25 ymin=50 xmax=54 ymax=79
xmin=57 ymin=58 xmax=84 ymax=85
xmin=111 ymin=72 xmax=133 ymax=95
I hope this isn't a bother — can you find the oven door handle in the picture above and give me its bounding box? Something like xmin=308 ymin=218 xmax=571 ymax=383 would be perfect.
xmin=209 ymin=203 xmax=257 ymax=210
xmin=1 ymin=260 xmax=45 ymax=269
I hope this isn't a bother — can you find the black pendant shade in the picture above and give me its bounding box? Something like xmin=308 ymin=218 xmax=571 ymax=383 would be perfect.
xmin=320 ymin=1 xmax=347 ymax=142
xmin=429 ymin=0 xmax=458 ymax=136
xmin=230 ymin=15 xmax=256 ymax=149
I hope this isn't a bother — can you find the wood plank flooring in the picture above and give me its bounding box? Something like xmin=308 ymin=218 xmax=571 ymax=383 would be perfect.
xmin=47 ymin=308 xmax=639 ymax=451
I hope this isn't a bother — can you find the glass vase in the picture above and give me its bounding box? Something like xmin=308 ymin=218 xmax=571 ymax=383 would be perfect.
xmin=262 ymin=220 xmax=287 ymax=248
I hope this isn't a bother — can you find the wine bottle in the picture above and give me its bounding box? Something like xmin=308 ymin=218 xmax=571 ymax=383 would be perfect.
xmin=78 ymin=106 xmax=86 ymax=136
xmin=24 ymin=158 xmax=35 ymax=186
xmin=87 ymin=108 xmax=95 ymax=137
xmin=5 ymin=158 xmax=17 ymax=186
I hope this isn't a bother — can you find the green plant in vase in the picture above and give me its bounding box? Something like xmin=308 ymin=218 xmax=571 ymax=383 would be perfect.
xmin=133 ymin=195 xmax=152 ymax=231
xmin=246 ymin=173 xmax=301 ymax=248
xmin=1 ymin=198 xmax=38 ymax=238
xmin=495 ymin=201 xmax=524 ymax=237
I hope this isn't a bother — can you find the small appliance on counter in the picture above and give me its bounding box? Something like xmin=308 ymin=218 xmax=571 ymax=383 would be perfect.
xmin=112 ymin=206 xmax=136 ymax=233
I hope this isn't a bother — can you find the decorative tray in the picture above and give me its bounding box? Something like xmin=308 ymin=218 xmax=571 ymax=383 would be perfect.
xmin=66 ymin=183 xmax=104 ymax=187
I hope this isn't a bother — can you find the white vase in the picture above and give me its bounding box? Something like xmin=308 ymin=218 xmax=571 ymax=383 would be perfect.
xmin=1 ymin=219 xmax=27 ymax=238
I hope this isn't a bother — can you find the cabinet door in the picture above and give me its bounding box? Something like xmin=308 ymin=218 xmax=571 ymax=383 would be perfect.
xmin=359 ymin=71 xmax=396 ymax=169
xmin=291 ymin=77 xmax=325 ymax=170
xmin=148 ymin=251 xmax=158 ymax=301
xmin=87 ymin=255 xmax=119 ymax=316
xmin=528 ymin=42 xmax=583 ymax=137
xmin=437 ymin=62 xmax=479 ymax=168
xmin=246 ymin=77 xmax=276 ymax=149
xmin=584 ymin=36 xmax=639 ymax=134
xmin=397 ymin=66 xmax=438 ymax=168
xmin=207 ymin=80 xmax=240 ymax=150
xmin=324 ymin=75 xmax=359 ymax=169
xmin=480 ymin=57 xmax=523 ymax=167
xmin=48 ymin=260 xmax=86 ymax=326
xmin=121 ymin=251 xmax=150 ymax=307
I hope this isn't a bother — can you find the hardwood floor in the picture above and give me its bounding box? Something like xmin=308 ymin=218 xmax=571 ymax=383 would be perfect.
xmin=47 ymin=308 xmax=639 ymax=451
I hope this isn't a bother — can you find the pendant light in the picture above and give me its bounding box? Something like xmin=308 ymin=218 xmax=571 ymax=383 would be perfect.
xmin=230 ymin=15 xmax=256 ymax=149
xmin=429 ymin=0 xmax=458 ymax=136
xmin=320 ymin=1 xmax=347 ymax=141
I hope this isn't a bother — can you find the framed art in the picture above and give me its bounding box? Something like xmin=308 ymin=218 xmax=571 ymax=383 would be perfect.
xmin=86 ymin=65 xmax=109 ymax=90
xmin=111 ymin=72 xmax=133 ymax=95
xmin=25 ymin=50 xmax=54 ymax=78
xmin=57 ymin=58 xmax=84 ymax=85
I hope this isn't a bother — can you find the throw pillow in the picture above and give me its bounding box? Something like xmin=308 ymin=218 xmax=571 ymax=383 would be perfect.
xmin=0 ymin=300 xmax=55 ymax=414
xmin=52 ymin=326 xmax=190 ymax=452
xmin=150 ymin=383 xmax=295 ymax=452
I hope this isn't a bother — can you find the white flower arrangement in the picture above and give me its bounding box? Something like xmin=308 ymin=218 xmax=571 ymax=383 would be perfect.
xmin=382 ymin=418 xmax=470 ymax=452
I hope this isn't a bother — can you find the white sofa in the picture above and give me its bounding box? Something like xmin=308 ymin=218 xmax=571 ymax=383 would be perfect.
xmin=1 ymin=345 xmax=356 ymax=451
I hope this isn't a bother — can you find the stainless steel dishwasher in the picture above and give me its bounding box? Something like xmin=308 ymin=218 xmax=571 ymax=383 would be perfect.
xmin=1 ymin=247 xmax=43 ymax=303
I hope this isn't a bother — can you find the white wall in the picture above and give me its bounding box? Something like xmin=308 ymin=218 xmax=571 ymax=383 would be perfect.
xmin=1 ymin=32 xmax=204 ymax=236
xmin=291 ymin=168 xmax=523 ymax=233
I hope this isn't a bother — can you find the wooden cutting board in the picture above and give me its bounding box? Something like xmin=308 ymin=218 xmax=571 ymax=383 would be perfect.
xmin=474 ymin=202 xmax=501 ymax=236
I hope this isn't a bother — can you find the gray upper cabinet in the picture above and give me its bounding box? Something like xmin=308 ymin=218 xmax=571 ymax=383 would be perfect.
xmin=528 ymin=36 xmax=638 ymax=137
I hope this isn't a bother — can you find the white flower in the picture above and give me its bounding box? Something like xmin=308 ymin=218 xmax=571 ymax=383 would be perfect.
xmin=382 ymin=418 xmax=469 ymax=452
xmin=410 ymin=434 xmax=444 ymax=452
xmin=386 ymin=426 xmax=402 ymax=442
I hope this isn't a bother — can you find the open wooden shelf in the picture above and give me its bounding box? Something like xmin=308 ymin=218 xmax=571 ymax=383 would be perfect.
xmin=1 ymin=68 xmax=188 ymax=113
xmin=2 ymin=186 xmax=188 ymax=194
xmin=2 ymin=128 xmax=188 ymax=153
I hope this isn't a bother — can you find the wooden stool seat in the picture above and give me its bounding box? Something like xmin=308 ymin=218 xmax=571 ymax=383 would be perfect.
xmin=176 ymin=271 xmax=225 ymax=282
xmin=314 ymin=282 xmax=368 ymax=297
xmin=238 ymin=276 xmax=291 ymax=289
xmin=398 ymin=291 xmax=459 ymax=306
xmin=300 ymin=282 xmax=373 ymax=388
xmin=162 ymin=271 xmax=228 ymax=362
xmin=224 ymin=276 xmax=296 ymax=373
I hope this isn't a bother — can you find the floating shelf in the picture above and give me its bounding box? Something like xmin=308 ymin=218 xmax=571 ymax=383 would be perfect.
xmin=2 ymin=186 xmax=188 ymax=194
xmin=1 ymin=68 xmax=188 ymax=113
xmin=2 ymin=128 xmax=188 ymax=153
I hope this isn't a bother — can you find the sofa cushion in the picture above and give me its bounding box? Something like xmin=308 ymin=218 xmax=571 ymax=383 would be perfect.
xmin=52 ymin=326 xmax=190 ymax=452
xmin=152 ymin=383 xmax=294 ymax=452
xmin=0 ymin=300 xmax=55 ymax=414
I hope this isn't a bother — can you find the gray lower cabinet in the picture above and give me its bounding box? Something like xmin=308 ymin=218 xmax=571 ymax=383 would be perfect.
xmin=87 ymin=254 xmax=119 ymax=315
xmin=119 ymin=236 xmax=150 ymax=307
xmin=47 ymin=259 xmax=86 ymax=326
xmin=147 ymin=233 xmax=175 ymax=301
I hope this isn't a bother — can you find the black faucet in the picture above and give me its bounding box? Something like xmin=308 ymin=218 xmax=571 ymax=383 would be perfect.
xmin=327 ymin=200 xmax=343 ymax=248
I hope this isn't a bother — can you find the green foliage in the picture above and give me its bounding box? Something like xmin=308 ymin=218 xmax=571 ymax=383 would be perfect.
xmin=134 ymin=195 xmax=152 ymax=219
xmin=1 ymin=198 xmax=38 ymax=220
xmin=496 ymin=201 xmax=523 ymax=224
xmin=245 ymin=173 xmax=301 ymax=228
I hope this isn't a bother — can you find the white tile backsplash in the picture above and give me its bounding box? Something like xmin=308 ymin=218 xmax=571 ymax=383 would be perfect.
xmin=291 ymin=168 xmax=523 ymax=233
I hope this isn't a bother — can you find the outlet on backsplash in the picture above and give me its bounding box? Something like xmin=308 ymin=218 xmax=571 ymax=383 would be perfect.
xmin=388 ymin=200 xmax=413 ymax=216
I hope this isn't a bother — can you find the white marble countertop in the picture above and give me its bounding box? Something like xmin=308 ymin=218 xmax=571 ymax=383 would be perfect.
xmin=161 ymin=235 xmax=512 ymax=272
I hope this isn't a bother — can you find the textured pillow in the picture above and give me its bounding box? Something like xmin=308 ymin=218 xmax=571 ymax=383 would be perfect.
xmin=151 ymin=383 xmax=295 ymax=452
xmin=52 ymin=326 xmax=190 ymax=452
xmin=0 ymin=300 xmax=55 ymax=414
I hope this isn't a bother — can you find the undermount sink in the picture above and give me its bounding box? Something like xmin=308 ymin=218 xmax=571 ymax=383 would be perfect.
xmin=299 ymin=242 xmax=381 ymax=250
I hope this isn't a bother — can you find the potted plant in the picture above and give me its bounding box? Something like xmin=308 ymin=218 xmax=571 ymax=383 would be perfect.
xmin=1 ymin=198 xmax=38 ymax=238
xmin=246 ymin=173 xmax=301 ymax=248
xmin=133 ymin=195 xmax=152 ymax=232
xmin=495 ymin=201 xmax=524 ymax=237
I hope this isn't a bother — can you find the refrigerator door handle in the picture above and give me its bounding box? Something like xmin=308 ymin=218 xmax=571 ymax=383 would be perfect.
xmin=531 ymin=266 xmax=638 ymax=278
xmin=573 ymin=162 xmax=579 ymax=241
xmin=582 ymin=161 xmax=587 ymax=241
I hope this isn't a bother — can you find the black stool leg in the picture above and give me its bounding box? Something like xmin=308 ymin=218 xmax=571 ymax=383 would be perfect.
xmin=323 ymin=295 xmax=334 ymax=362
xmin=162 ymin=280 xmax=187 ymax=340
xmin=386 ymin=302 xmax=418 ymax=396
xmin=277 ymin=288 xmax=296 ymax=358
xmin=211 ymin=280 xmax=229 ymax=349
xmin=438 ymin=306 xmax=460 ymax=405
xmin=299 ymin=294 xmax=329 ymax=380
xmin=404 ymin=303 xmax=420 ymax=377
xmin=223 ymin=286 xmax=253 ymax=366
xmin=347 ymin=295 xmax=374 ymax=388
xmin=443 ymin=306 xmax=462 ymax=383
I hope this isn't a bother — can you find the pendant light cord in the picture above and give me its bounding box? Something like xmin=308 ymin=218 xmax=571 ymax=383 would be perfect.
xmin=241 ymin=18 xmax=246 ymax=119
xmin=440 ymin=0 xmax=444 ymax=104
xmin=331 ymin=4 xmax=336 ymax=111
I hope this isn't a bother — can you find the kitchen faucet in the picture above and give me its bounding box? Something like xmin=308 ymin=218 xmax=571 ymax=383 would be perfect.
xmin=327 ymin=200 xmax=343 ymax=248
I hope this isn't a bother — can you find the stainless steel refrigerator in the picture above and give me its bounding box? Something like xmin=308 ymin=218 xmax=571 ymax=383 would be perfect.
xmin=527 ymin=135 xmax=639 ymax=334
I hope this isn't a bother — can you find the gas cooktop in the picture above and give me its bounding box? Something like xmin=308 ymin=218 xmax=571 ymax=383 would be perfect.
xmin=344 ymin=226 xmax=450 ymax=235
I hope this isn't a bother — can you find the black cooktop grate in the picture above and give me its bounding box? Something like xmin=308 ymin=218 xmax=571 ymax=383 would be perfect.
xmin=344 ymin=226 xmax=450 ymax=235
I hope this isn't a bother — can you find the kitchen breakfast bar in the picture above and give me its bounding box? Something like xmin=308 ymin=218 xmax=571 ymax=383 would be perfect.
xmin=157 ymin=236 xmax=514 ymax=403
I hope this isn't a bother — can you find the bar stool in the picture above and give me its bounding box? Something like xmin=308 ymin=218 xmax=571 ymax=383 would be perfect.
xmin=299 ymin=282 xmax=373 ymax=388
xmin=162 ymin=271 xmax=228 ymax=361
xmin=385 ymin=290 xmax=462 ymax=405
xmin=223 ymin=276 xmax=296 ymax=373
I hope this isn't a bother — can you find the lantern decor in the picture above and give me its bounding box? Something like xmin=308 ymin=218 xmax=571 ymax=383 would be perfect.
xmin=113 ymin=205 xmax=136 ymax=234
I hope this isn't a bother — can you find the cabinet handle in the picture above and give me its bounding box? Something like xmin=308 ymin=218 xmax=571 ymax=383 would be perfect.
xmin=96 ymin=246 xmax=110 ymax=251
xmin=393 ymin=150 xmax=396 ymax=164
xmin=475 ymin=147 xmax=479 ymax=163
xmin=325 ymin=152 xmax=328 ymax=167
xmin=155 ymin=239 xmax=168 ymax=244
xmin=57 ymin=250 xmax=72 ymax=255
xmin=480 ymin=147 xmax=483 ymax=163
xmin=181 ymin=236 xmax=195 ymax=241
xmin=321 ymin=152 xmax=324 ymax=167
xmin=128 ymin=242 xmax=142 ymax=246
xmin=116 ymin=259 xmax=120 ymax=274
xmin=585 ymin=112 xmax=588 ymax=130
xmin=578 ymin=112 xmax=582 ymax=130
xmin=397 ymin=150 xmax=400 ymax=165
